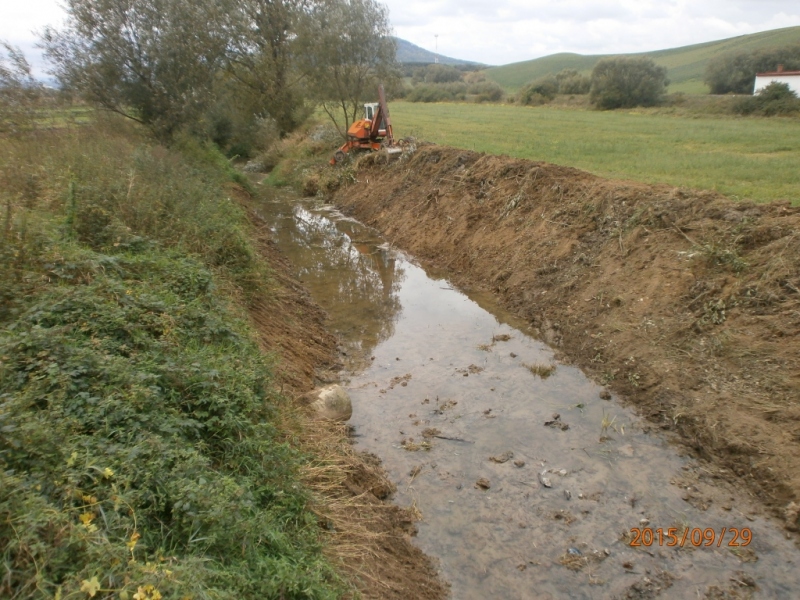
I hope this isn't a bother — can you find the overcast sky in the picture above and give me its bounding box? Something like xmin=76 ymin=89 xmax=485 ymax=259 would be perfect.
xmin=3 ymin=0 xmax=800 ymax=75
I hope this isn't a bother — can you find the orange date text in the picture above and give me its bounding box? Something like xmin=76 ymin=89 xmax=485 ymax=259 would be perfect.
xmin=629 ymin=527 xmax=752 ymax=548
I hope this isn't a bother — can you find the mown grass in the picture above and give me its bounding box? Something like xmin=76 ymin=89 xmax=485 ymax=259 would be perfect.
xmin=0 ymin=119 xmax=345 ymax=599
xmin=391 ymin=101 xmax=800 ymax=204
xmin=486 ymin=25 xmax=800 ymax=93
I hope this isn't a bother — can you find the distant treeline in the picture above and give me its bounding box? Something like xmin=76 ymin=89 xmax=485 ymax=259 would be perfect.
xmin=398 ymin=64 xmax=504 ymax=103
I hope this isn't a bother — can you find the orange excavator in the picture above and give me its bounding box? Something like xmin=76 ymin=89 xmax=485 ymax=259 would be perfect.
xmin=330 ymin=85 xmax=402 ymax=164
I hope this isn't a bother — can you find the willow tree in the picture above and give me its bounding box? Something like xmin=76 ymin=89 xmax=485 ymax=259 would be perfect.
xmin=42 ymin=0 xmax=231 ymax=141
xmin=222 ymin=0 xmax=312 ymax=135
xmin=0 ymin=41 xmax=43 ymax=135
xmin=298 ymin=0 xmax=398 ymax=137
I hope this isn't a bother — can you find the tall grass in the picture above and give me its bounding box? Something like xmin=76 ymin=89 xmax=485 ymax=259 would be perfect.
xmin=0 ymin=120 xmax=345 ymax=599
xmin=391 ymin=101 xmax=800 ymax=204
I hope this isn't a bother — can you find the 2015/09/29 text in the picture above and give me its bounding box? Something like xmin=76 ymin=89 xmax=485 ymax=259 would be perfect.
xmin=629 ymin=527 xmax=752 ymax=548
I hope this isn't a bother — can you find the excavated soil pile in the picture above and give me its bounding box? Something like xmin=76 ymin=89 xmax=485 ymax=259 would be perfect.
xmin=331 ymin=146 xmax=800 ymax=532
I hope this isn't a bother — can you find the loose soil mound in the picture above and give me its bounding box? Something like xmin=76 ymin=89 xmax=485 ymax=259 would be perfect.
xmin=331 ymin=146 xmax=800 ymax=534
xmin=241 ymin=189 xmax=449 ymax=599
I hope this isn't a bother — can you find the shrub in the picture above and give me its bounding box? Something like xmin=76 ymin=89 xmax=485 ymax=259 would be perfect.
xmin=422 ymin=64 xmax=463 ymax=84
xmin=406 ymin=82 xmax=467 ymax=102
xmin=733 ymin=82 xmax=800 ymax=116
xmin=590 ymin=57 xmax=668 ymax=109
xmin=467 ymin=81 xmax=504 ymax=103
xmin=556 ymin=69 xmax=590 ymax=94
xmin=518 ymin=76 xmax=559 ymax=105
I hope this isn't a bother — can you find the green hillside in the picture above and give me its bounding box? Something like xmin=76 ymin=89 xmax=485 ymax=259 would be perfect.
xmin=487 ymin=26 xmax=800 ymax=94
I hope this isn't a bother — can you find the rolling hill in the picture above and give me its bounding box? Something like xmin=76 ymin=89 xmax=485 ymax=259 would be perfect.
xmin=486 ymin=26 xmax=800 ymax=94
xmin=393 ymin=37 xmax=483 ymax=66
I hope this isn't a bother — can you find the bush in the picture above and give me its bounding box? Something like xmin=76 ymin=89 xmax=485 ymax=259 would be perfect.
xmin=555 ymin=69 xmax=590 ymax=94
xmin=733 ymin=82 xmax=800 ymax=116
xmin=421 ymin=64 xmax=463 ymax=84
xmin=590 ymin=57 xmax=668 ymax=109
xmin=518 ymin=76 xmax=559 ymax=105
xmin=467 ymin=81 xmax=504 ymax=103
xmin=406 ymin=82 xmax=467 ymax=102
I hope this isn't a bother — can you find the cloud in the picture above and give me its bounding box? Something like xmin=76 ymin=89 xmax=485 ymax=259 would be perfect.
xmin=386 ymin=0 xmax=800 ymax=64
xmin=2 ymin=0 xmax=800 ymax=73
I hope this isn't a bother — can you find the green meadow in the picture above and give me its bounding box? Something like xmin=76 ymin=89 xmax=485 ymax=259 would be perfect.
xmin=390 ymin=101 xmax=800 ymax=204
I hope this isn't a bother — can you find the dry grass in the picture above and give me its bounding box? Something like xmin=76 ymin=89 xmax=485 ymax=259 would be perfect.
xmin=524 ymin=362 xmax=557 ymax=378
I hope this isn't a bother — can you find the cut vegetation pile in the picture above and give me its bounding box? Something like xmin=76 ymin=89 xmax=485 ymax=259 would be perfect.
xmin=329 ymin=146 xmax=800 ymax=532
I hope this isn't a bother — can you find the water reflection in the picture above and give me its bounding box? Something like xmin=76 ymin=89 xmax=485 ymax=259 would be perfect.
xmin=256 ymin=199 xmax=404 ymax=370
xmin=256 ymin=188 xmax=800 ymax=599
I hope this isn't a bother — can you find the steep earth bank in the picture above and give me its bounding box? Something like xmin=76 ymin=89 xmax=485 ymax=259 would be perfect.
xmin=329 ymin=146 xmax=800 ymax=535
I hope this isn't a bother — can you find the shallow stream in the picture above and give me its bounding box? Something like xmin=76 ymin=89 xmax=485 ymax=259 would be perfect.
xmin=255 ymin=187 xmax=799 ymax=599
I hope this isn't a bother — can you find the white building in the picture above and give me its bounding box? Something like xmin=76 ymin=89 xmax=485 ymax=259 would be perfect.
xmin=754 ymin=65 xmax=800 ymax=95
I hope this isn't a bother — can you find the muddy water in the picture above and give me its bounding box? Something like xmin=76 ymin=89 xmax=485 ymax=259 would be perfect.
xmin=255 ymin=188 xmax=799 ymax=599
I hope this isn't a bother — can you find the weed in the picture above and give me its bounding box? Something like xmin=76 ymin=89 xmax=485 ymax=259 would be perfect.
xmin=701 ymin=242 xmax=748 ymax=273
xmin=701 ymin=298 xmax=729 ymax=325
xmin=600 ymin=370 xmax=617 ymax=385
xmin=524 ymin=362 xmax=557 ymax=378
xmin=600 ymin=410 xmax=625 ymax=440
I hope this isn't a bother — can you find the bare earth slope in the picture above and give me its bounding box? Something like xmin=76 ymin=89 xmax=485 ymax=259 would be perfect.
xmin=331 ymin=146 xmax=800 ymax=533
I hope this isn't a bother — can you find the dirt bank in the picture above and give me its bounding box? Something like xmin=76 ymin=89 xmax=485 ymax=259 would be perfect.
xmin=239 ymin=186 xmax=449 ymax=599
xmin=329 ymin=146 xmax=800 ymax=534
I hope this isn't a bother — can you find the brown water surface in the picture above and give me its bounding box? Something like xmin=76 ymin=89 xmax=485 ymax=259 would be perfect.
xmin=256 ymin=187 xmax=799 ymax=599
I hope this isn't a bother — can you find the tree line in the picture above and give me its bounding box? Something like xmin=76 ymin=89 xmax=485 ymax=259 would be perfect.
xmin=37 ymin=0 xmax=397 ymax=152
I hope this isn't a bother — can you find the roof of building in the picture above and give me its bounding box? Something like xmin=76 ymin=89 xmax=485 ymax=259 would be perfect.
xmin=756 ymin=70 xmax=800 ymax=77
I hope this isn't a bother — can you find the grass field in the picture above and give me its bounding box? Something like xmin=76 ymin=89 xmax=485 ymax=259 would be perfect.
xmin=389 ymin=101 xmax=800 ymax=204
xmin=486 ymin=26 xmax=800 ymax=94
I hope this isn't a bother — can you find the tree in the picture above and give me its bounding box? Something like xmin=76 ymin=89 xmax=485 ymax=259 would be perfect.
xmin=298 ymin=0 xmax=398 ymax=137
xmin=42 ymin=0 xmax=231 ymax=141
xmin=704 ymin=44 xmax=800 ymax=95
xmin=589 ymin=57 xmax=668 ymax=109
xmin=222 ymin=0 xmax=310 ymax=135
xmin=0 ymin=41 xmax=43 ymax=134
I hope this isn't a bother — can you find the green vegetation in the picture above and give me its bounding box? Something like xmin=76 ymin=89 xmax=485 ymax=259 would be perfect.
xmin=0 ymin=121 xmax=345 ymax=598
xmin=589 ymin=57 xmax=668 ymax=109
xmin=705 ymin=43 xmax=800 ymax=94
xmin=401 ymin=66 xmax=504 ymax=103
xmin=391 ymin=101 xmax=800 ymax=203
xmin=41 ymin=0 xmax=396 ymax=150
xmin=487 ymin=25 xmax=800 ymax=93
xmin=734 ymin=82 xmax=800 ymax=116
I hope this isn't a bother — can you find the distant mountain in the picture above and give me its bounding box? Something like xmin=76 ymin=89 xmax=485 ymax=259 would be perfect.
xmin=486 ymin=25 xmax=800 ymax=94
xmin=393 ymin=37 xmax=484 ymax=66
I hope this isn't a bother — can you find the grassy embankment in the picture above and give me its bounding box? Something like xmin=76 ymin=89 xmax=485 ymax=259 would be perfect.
xmin=486 ymin=25 xmax=800 ymax=94
xmin=0 ymin=119 xmax=345 ymax=599
xmin=390 ymin=101 xmax=800 ymax=204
